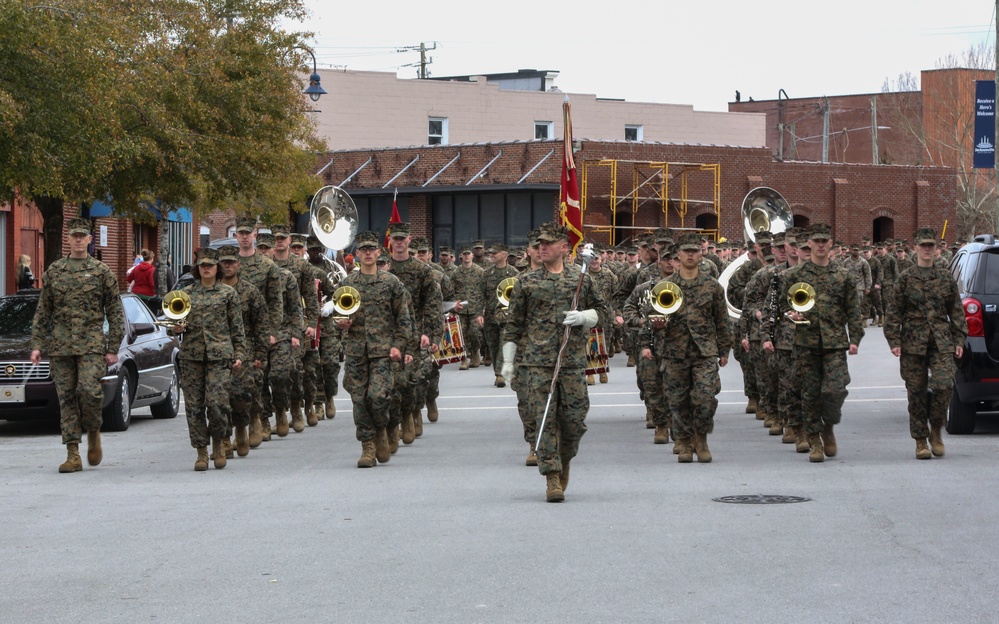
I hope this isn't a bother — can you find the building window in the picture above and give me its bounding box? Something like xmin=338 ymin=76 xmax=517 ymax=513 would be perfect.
xmin=625 ymin=125 xmax=643 ymax=141
xmin=429 ymin=117 xmax=448 ymax=145
xmin=535 ymin=121 xmax=553 ymax=140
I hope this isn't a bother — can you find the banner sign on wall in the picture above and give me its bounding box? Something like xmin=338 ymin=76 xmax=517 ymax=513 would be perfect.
xmin=974 ymin=80 xmax=995 ymax=169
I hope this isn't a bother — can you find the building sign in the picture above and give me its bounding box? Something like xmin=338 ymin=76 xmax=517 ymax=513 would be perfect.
xmin=974 ymin=80 xmax=995 ymax=169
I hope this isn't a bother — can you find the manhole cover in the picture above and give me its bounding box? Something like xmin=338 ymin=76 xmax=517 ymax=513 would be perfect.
xmin=712 ymin=494 xmax=811 ymax=504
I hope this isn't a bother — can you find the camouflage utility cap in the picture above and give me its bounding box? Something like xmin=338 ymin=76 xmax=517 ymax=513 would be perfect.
xmin=772 ymin=232 xmax=786 ymax=246
xmin=217 ymin=245 xmax=239 ymax=262
xmin=413 ymin=237 xmax=431 ymax=252
xmin=459 ymin=246 xmax=472 ymax=254
xmin=198 ymin=248 xmax=220 ymax=265
xmin=235 ymin=216 xmax=257 ymax=233
xmin=355 ymin=231 xmax=381 ymax=249
xmin=256 ymin=233 xmax=275 ymax=248
xmin=387 ymin=222 xmax=411 ymax=237
xmin=66 ymin=218 xmax=90 ymax=235
xmin=290 ymin=233 xmax=307 ymax=248
xmin=808 ymin=224 xmax=832 ymax=241
xmin=489 ymin=243 xmax=509 ymax=253
xmin=307 ymin=235 xmax=323 ymax=250
xmin=270 ymin=224 xmax=291 ymax=238
xmin=913 ymin=228 xmax=937 ymax=245
xmin=676 ymin=233 xmax=702 ymax=251
xmin=753 ymin=230 xmax=773 ymax=245
xmin=472 ymin=240 xmax=485 ymax=249
xmin=536 ymin=222 xmax=569 ymax=243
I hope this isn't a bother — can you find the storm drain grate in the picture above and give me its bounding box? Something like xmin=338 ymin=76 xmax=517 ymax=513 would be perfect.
xmin=712 ymin=494 xmax=811 ymax=505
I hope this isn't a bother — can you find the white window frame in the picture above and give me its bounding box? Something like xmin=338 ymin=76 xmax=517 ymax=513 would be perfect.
xmin=625 ymin=124 xmax=644 ymax=141
xmin=429 ymin=117 xmax=448 ymax=145
xmin=535 ymin=121 xmax=553 ymax=140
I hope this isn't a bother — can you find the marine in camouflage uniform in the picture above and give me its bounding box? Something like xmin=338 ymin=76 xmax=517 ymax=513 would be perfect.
xmin=218 ymin=245 xmax=269 ymax=458
xmin=884 ymin=228 xmax=968 ymax=459
xmin=30 ymin=217 xmax=125 ymax=472
xmin=255 ymin=233 xmax=304 ymax=438
xmin=388 ymin=223 xmax=443 ymax=446
xmin=305 ymin=236 xmax=342 ymax=420
xmin=727 ymin=234 xmax=769 ymax=414
xmin=648 ymin=234 xmax=732 ymax=463
xmin=510 ymin=229 xmax=545 ymax=466
xmin=878 ymin=244 xmax=898 ymax=319
xmin=271 ymin=225 xmax=320 ymax=430
xmin=175 ymin=249 xmax=247 ymax=470
xmin=501 ymin=222 xmax=609 ymax=502
xmin=340 ymin=231 xmax=413 ymax=467
xmin=232 ymin=217 xmax=284 ymax=444
xmin=741 ymin=243 xmax=780 ymax=432
xmin=414 ymin=236 xmax=453 ymax=424
xmin=841 ymin=246 xmax=872 ymax=325
xmin=776 ymin=224 xmax=864 ymax=463
xmin=478 ymin=243 xmax=520 ymax=386
xmin=584 ymin=250 xmax=618 ymax=384
xmin=451 ymin=247 xmax=484 ymax=370
xmin=865 ymin=247 xmax=885 ymax=326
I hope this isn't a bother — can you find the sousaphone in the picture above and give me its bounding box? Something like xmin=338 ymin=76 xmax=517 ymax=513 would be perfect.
xmin=718 ymin=187 xmax=793 ymax=319
xmin=309 ymin=185 xmax=358 ymax=285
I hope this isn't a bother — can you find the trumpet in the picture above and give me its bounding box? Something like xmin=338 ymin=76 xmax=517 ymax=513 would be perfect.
xmin=785 ymin=282 xmax=814 ymax=325
xmin=648 ymin=281 xmax=683 ymax=321
xmin=155 ymin=290 xmax=191 ymax=327
xmin=496 ymin=277 xmax=518 ymax=308
xmin=329 ymin=286 xmax=361 ymax=320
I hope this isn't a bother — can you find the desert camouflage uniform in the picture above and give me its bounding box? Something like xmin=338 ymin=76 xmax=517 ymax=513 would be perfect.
xmin=884 ymin=265 xmax=967 ymax=438
xmin=501 ymin=264 xmax=609 ymax=476
xmin=342 ymin=270 xmax=413 ymax=441
xmin=31 ymin=255 xmax=125 ymax=444
xmin=177 ymin=281 xmax=246 ymax=448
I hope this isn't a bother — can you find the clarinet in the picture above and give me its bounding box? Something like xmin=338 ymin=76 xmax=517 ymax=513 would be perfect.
xmin=767 ymin=267 xmax=779 ymax=344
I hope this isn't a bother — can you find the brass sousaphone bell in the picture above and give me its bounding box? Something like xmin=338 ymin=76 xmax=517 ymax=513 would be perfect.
xmin=648 ymin=280 xmax=683 ymax=320
xmin=786 ymin=282 xmax=815 ymax=325
xmin=496 ymin=277 xmax=518 ymax=308
xmin=309 ymin=185 xmax=358 ymax=287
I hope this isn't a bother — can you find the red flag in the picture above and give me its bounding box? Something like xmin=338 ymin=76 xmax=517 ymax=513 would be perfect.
xmin=559 ymin=98 xmax=583 ymax=256
xmin=384 ymin=188 xmax=402 ymax=248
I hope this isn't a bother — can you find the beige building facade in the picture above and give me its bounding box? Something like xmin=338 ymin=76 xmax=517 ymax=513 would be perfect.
xmin=309 ymin=69 xmax=767 ymax=150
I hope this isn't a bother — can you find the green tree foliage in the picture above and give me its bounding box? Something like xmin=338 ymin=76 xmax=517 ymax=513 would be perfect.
xmin=0 ymin=0 xmax=323 ymax=267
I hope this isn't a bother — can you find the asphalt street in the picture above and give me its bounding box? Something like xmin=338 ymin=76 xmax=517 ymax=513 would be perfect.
xmin=2 ymin=326 xmax=999 ymax=623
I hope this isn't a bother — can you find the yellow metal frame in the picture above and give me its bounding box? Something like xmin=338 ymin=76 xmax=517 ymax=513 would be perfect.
xmin=580 ymin=159 xmax=721 ymax=245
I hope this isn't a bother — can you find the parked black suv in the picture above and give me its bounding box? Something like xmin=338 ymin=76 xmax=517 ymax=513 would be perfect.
xmin=947 ymin=234 xmax=999 ymax=433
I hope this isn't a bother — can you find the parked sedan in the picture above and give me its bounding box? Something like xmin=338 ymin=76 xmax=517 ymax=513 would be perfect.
xmin=0 ymin=290 xmax=181 ymax=431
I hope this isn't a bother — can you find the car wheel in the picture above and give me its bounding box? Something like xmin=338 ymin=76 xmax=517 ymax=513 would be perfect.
xmin=102 ymin=372 xmax=132 ymax=432
xmin=150 ymin=366 xmax=180 ymax=419
xmin=946 ymin=388 xmax=977 ymax=435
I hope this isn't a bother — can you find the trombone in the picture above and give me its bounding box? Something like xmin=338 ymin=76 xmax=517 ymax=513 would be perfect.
xmin=648 ymin=281 xmax=683 ymax=323
xmin=785 ymin=282 xmax=814 ymax=325
xmin=155 ymin=290 xmax=191 ymax=328
xmin=496 ymin=277 xmax=518 ymax=308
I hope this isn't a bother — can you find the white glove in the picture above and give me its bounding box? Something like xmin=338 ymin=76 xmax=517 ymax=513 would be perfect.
xmin=501 ymin=342 xmax=517 ymax=382
xmin=321 ymin=300 xmax=336 ymax=318
xmin=563 ymin=309 xmax=599 ymax=329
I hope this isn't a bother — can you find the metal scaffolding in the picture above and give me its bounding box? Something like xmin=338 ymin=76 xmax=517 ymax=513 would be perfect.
xmin=580 ymin=158 xmax=721 ymax=245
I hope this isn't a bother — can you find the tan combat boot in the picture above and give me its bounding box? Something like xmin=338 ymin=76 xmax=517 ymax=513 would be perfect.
xmin=808 ymin=434 xmax=824 ymax=462
xmin=325 ymin=395 xmax=336 ymax=419
xmin=693 ymin=432 xmax=712 ymax=463
xmin=653 ymin=425 xmax=669 ymax=445
xmin=677 ymin=438 xmax=694 ymax=463
xmin=746 ymin=396 xmax=758 ymax=414
xmin=223 ymin=436 xmax=234 ymax=459
xmin=470 ymin=352 xmax=481 ymax=368
xmin=275 ymin=409 xmax=289 ymax=437
xmin=194 ymin=447 xmax=210 ymax=471
xmin=459 ymin=359 xmax=470 ymax=371
xmin=413 ymin=409 xmax=423 ymax=437
xmin=929 ymin=423 xmax=945 ymax=457
xmin=212 ymin=438 xmax=227 ymax=469
xmin=59 ymin=443 xmax=83 ymax=473
xmin=762 ymin=411 xmax=774 ymax=428
xmin=260 ymin=416 xmax=272 ymax=441
xmin=314 ymin=402 xmax=325 ymax=421
xmin=291 ymin=401 xmax=305 ymax=433
xmin=306 ymin=404 xmax=319 ymax=427
xmin=599 ymin=373 xmax=608 ymax=383
xmin=794 ymin=427 xmax=810 ymax=453
xmin=545 ymin=473 xmax=565 ymax=502
xmin=822 ymin=424 xmax=837 ymax=457
xmin=426 ymin=398 xmax=439 ymax=423
xmin=388 ymin=425 xmax=400 ymax=454
xmin=586 ymin=374 xmax=595 ymax=386
xmin=559 ymin=459 xmax=571 ymax=492
xmin=626 ymin=355 xmax=636 ymax=367
xmin=357 ymin=441 xmax=377 ymax=468
xmin=375 ymin=427 xmax=391 ymax=463
xmin=248 ymin=418 xmax=263 ymax=448
xmin=769 ymin=417 xmax=784 ymax=436
xmin=401 ymin=412 xmax=416 ymax=444
xmin=235 ymin=426 xmax=250 ymax=457
xmin=915 ymin=437 xmax=932 ymax=460
xmin=526 ymin=447 xmax=538 ymax=466
xmin=494 ymin=375 xmax=506 ymax=388
xmin=86 ymin=429 xmax=102 ymax=466
xmin=782 ymin=425 xmax=796 ymax=444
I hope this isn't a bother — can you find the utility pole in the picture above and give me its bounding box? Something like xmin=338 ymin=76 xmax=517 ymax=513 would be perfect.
xmin=777 ymin=89 xmax=788 ymax=161
xmin=871 ymin=96 xmax=878 ymax=164
xmin=419 ymin=42 xmax=437 ymax=79
xmin=822 ymin=98 xmax=830 ymax=163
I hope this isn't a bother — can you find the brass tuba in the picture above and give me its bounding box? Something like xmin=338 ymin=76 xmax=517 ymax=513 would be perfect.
xmin=330 ymin=285 xmax=361 ymax=320
xmin=648 ymin=281 xmax=682 ymax=320
xmin=786 ymin=282 xmax=815 ymax=325
xmin=156 ymin=290 xmax=191 ymax=327
xmin=496 ymin=277 xmax=518 ymax=308
xmin=718 ymin=187 xmax=794 ymax=319
xmin=309 ymin=185 xmax=358 ymax=288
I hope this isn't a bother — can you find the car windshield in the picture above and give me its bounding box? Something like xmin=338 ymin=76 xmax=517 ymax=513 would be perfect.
xmin=0 ymin=297 xmax=38 ymax=337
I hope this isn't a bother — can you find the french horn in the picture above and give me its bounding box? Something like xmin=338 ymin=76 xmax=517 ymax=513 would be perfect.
xmin=330 ymin=286 xmax=361 ymax=320
xmin=785 ymin=282 xmax=814 ymax=325
xmin=648 ymin=281 xmax=682 ymax=320
xmin=496 ymin=277 xmax=518 ymax=308
xmin=155 ymin=290 xmax=191 ymax=327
